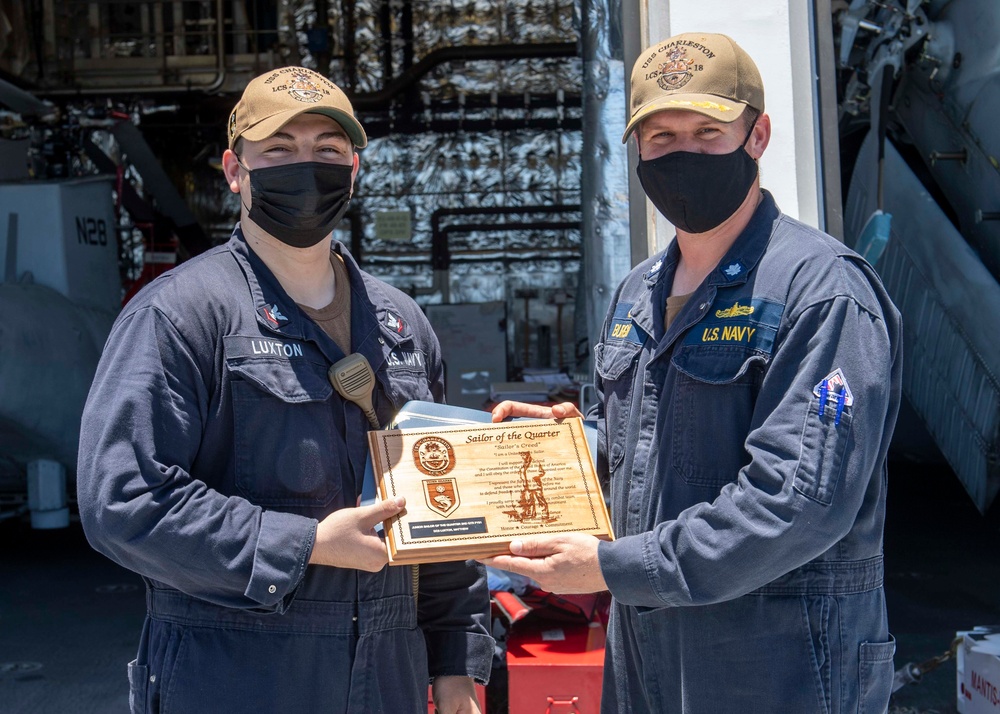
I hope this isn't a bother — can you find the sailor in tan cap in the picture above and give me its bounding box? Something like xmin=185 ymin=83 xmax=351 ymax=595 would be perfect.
xmin=223 ymin=66 xmax=367 ymax=249
xmin=228 ymin=66 xmax=368 ymax=152
xmin=488 ymin=33 xmax=901 ymax=714
xmin=78 ymin=65 xmax=493 ymax=713
xmin=623 ymin=32 xmax=769 ymax=245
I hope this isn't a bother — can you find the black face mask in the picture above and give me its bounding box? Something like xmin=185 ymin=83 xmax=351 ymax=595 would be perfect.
xmin=241 ymin=161 xmax=353 ymax=248
xmin=636 ymin=120 xmax=758 ymax=234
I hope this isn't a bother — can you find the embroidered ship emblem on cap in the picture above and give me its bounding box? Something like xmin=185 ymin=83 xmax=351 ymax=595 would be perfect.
xmin=288 ymin=72 xmax=324 ymax=103
xmin=657 ymin=47 xmax=695 ymax=90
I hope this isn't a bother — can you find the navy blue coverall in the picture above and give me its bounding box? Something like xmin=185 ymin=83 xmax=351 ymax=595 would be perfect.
xmin=77 ymin=228 xmax=493 ymax=713
xmin=594 ymin=192 xmax=902 ymax=713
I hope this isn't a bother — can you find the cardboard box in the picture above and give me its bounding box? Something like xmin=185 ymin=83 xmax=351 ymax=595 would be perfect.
xmin=957 ymin=627 xmax=1000 ymax=713
xmin=507 ymin=621 xmax=605 ymax=713
xmin=427 ymin=683 xmax=486 ymax=713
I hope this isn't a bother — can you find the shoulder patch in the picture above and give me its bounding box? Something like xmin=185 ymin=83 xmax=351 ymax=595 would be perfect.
xmin=813 ymin=367 xmax=854 ymax=407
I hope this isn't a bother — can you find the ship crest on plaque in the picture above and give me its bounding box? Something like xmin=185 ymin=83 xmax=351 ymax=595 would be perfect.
xmin=502 ymin=451 xmax=558 ymax=524
xmin=423 ymin=478 xmax=460 ymax=517
xmin=412 ymin=436 xmax=455 ymax=475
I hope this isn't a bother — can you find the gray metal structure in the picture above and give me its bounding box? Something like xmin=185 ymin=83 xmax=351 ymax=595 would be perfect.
xmin=579 ymin=0 xmax=633 ymax=373
xmin=846 ymin=133 xmax=1000 ymax=514
xmin=838 ymin=0 xmax=1000 ymax=513
xmin=0 ymin=177 xmax=118 ymax=507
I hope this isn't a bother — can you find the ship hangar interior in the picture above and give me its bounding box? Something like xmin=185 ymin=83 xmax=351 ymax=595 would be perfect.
xmin=1 ymin=1 xmax=999 ymax=713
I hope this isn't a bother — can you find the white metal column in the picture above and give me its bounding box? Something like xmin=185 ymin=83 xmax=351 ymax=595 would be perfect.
xmin=626 ymin=0 xmax=830 ymax=256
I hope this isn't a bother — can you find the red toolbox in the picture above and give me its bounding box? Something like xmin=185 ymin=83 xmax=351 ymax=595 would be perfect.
xmin=506 ymin=621 xmax=605 ymax=713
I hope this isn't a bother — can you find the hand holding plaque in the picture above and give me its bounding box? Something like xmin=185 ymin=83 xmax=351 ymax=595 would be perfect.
xmin=367 ymin=417 xmax=613 ymax=564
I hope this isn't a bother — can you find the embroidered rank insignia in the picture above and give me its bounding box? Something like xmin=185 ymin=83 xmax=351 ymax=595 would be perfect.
xmin=386 ymin=311 xmax=405 ymax=333
xmin=258 ymin=304 xmax=288 ymax=328
xmin=723 ymin=262 xmax=743 ymax=277
xmin=813 ymin=367 xmax=854 ymax=407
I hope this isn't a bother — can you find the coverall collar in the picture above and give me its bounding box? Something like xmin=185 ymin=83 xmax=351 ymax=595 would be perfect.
xmin=629 ymin=190 xmax=782 ymax=354
xmin=227 ymin=226 xmax=412 ymax=372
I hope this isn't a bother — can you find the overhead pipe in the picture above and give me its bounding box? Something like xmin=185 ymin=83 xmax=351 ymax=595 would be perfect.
xmin=425 ymin=204 xmax=581 ymax=303
xmin=350 ymin=42 xmax=578 ymax=110
xmin=364 ymin=240 xmax=581 ymax=305
xmin=202 ymin=0 xmax=228 ymax=93
xmin=362 ymin=115 xmax=582 ymax=138
xmin=359 ymin=88 xmax=582 ymax=137
xmin=431 ymin=204 xmax=581 ymax=234
xmin=379 ymin=0 xmax=394 ymax=85
xmin=363 ymin=246 xmax=581 ymax=264
xmin=401 ymin=1 xmax=414 ymax=72
xmin=36 ymin=33 xmax=572 ymax=105
xmin=342 ymin=0 xmax=358 ymax=92
xmin=432 ymin=221 xmax=580 ymax=271
xmin=37 ymin=0 xmax=226 ymax=96
xmin=135 ymin=89 xmax=581 ymax=134
xmin=432 ymin=206 xmax=581 ymax=264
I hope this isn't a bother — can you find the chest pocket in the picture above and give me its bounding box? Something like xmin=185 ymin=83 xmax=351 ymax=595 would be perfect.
xmin=669 ymin=344 xmax=766 ymax=489
xmin=227 ymin=354 xmax=344 ymax=509
xmin=595 ymin=339 xmax=642 ymax=474
xmin=377 ymin=343 xmax=434 ymax=415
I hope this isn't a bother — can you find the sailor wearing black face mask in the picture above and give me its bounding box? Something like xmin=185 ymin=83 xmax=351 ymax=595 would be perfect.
xmin=237 ymin=158 xmax=354 ymax=248
xmin=77 ymin=66 xmax=492 ymax=714
xmin=486 ymin=33 xmax=902 ymax=714
xmin=635 ymin=114 xmax=759 ymax=235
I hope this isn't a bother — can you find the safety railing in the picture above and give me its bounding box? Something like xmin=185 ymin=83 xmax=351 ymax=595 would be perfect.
xmin=38 ymin=0 xmax=283 ymax=94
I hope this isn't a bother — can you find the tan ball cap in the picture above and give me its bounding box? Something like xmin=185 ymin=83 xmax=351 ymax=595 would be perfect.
xmin=228 ymin=66 xmax=367 ymax=150
xmin=622 ymin=33 xmax=764 ymax=143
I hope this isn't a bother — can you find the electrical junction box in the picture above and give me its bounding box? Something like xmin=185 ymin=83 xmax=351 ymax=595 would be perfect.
xmin=957 ymin=627 xmax=1000 ymax=713
xmin=507 ymin=621 xmax=605 ymax=713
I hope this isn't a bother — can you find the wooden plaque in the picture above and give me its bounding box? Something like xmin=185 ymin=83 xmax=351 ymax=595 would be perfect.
xmin=367 ymin=417 xmax=613 ymax=564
